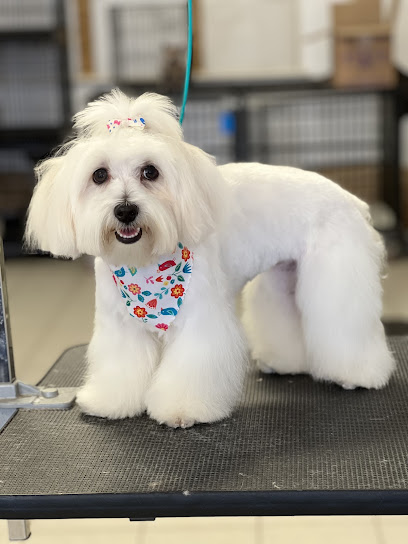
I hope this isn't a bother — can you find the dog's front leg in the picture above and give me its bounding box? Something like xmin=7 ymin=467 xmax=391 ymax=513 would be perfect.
xmin=76 ymin=322 xmax=159 ymax=419
xmin=76 ymin=258 xmax=160 ymax=419
xmin=145 ymin=262 xmax=248 ymax=428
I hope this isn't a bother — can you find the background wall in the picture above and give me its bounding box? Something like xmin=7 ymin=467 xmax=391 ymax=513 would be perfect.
xmin=65 ymin=0 xmax=408 ymax=169
xmin=0 ymin=0 xmax=407 ymax=254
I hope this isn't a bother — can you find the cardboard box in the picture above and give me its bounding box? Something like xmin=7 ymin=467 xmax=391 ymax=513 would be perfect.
xmin=332 ymin=0 xmax=397 ymax=89
xmin=334 ymin=0 xmax=381 ymax=27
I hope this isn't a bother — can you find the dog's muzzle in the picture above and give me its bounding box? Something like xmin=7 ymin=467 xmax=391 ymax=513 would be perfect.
xmin=114 ymin=204 xmax=143 ymax=244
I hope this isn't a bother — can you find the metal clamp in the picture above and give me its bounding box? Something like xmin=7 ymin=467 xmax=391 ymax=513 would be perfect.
xmin=0 ymin=380 xmax=76 ymax=410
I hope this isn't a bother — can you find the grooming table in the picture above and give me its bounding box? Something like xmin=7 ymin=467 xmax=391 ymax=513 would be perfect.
xmin=0 ymin=338 xmax=408 ymax=524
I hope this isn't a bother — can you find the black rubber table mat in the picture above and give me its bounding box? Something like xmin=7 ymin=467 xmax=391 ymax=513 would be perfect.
xmin=1 ymin=337 xmax=408 ymax=519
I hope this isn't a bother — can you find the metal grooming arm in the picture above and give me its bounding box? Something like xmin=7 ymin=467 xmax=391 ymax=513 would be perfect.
xmin=0 ymin=239 xmax=77 ymax=431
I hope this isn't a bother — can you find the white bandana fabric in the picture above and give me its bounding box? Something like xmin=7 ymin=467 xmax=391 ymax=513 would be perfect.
xmin=109 ymin=243 xmax=193 ymax=332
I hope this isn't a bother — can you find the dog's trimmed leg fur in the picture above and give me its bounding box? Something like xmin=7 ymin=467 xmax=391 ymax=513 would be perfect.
xmin=145 ymin=247 xmax=247 ymax=428
xmin=242 ymin=262 xmax=307 ymax=376
xmin=294 ymin=211 xmax=394 ymax=390
xmin=76 ymin=257 xmax=160 ymax=419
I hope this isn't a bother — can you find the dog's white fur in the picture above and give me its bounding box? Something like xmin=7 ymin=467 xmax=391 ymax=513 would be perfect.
xmin=25 ymin=90 xmax=395 ymax=428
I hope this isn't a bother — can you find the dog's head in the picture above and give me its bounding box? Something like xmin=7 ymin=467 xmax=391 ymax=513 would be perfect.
xmin=25 ymin=89 xmax=226 ymax=265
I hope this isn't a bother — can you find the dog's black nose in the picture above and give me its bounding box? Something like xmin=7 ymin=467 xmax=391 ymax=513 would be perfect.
xmin=114 ymin=203 xmax=139 ymax=224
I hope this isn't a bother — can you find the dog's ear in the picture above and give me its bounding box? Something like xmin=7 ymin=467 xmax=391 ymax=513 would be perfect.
xmin=25 ymin=152 xmax=79 ymax=258
xmin=73 ymin=89 xmax=182 ymax=141
xmin=173 ymin=143 xmax=227 ymax=246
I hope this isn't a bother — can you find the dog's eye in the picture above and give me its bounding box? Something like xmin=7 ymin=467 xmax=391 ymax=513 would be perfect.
xmin=142 ymin=165 xmax=159 ymax=181
xmin=92 ymin=168 xmax=109 ymax=184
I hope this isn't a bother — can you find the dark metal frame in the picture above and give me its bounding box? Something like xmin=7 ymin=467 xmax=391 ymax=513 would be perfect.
xmin=2 ymin=490 xmax=408 ymax=520
xmin=0 ymin=238 xmax=14 ymax=383
xmin=0 ymin=0 xmax=71 ymax=141
xmin=0 ymin=0 xmax=71 ymax=257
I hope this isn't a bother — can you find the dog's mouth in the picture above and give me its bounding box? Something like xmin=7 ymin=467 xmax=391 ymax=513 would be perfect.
xmin=115 ymin=226 xmax=142 ymax=244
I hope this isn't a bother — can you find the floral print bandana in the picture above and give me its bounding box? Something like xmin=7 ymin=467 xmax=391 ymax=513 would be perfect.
xmin=109 ymin=243 xmax=193 ymax=332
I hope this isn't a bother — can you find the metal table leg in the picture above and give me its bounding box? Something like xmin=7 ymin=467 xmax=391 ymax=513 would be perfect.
xmin=8 ymin=520 xmax=31 ymax=541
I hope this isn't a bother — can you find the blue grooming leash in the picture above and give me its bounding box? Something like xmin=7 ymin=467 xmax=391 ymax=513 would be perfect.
xmin=179 ymin=0 xmax=192 ymax=125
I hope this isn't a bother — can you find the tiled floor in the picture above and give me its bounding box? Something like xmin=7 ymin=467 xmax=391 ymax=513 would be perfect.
xmin=1 ymin=515 xmax=408 ymax=544
xmin=1 ymin=255 xmax=408 ymax=543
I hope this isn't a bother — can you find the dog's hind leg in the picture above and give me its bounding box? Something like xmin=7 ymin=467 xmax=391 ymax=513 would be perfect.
xmin=295 ymin=212 xmax=395 ymax=389
xmin=241 ymin=261 xmax=308 ymax=375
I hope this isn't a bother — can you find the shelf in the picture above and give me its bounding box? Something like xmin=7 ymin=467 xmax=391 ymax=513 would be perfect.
xmin=0 ymin=29 xmax=59 ymax=41
xmin=0 ymin=128 xmax=66 ymax=146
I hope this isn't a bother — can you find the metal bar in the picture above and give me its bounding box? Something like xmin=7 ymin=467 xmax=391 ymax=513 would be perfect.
xmin=0 ymin=238 xmax=15 ymax=384
xmin=381 ymin=90 xmax=400 ymax=223
xmin=8 ymin=520 xmax=31 ymax=541
xmin=0 ymin=408 xmax=17 ymax=432
xmin=234 ymin=98 xmax=249 ymax=162
xmin=55 ymin=0 xmax=72 ymax=132
xmin=390 ymin=89 xmax=403 ymax=225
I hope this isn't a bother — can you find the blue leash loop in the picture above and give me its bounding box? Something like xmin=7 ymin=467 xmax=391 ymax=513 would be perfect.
xmin=179 ymin=0 xmax=193 ymax=125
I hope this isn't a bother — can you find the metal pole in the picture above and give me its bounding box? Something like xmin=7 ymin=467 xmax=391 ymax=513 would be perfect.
xmin=0 ymin=237 xmax=15 ymax=384
xmin=8 ymin=520 xmax=31 ymax=541
xmin=233 ymin=98 xmax=250 ymax=162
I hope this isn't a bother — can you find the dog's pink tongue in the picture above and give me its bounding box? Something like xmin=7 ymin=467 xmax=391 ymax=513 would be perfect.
xmin=118 ymin=227 xmax=139 ymax=237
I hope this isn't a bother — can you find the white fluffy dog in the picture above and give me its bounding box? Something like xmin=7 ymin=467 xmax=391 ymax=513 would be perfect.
xmin=25 ymin=90 xmax=395 ymax=428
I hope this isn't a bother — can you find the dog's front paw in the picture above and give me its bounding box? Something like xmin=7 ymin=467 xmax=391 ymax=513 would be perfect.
xmin=76 ymin=385 xmax=144 ymax=420
xmin=146 ymin=399 xmax=198 ymax=428
xmin=148 ymin=407 xmax=200 ymax=429
xmin=146 ymin=388 xmax=231 ymax=429
xmin=159 ymin=415 xmax=196 ymax=429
